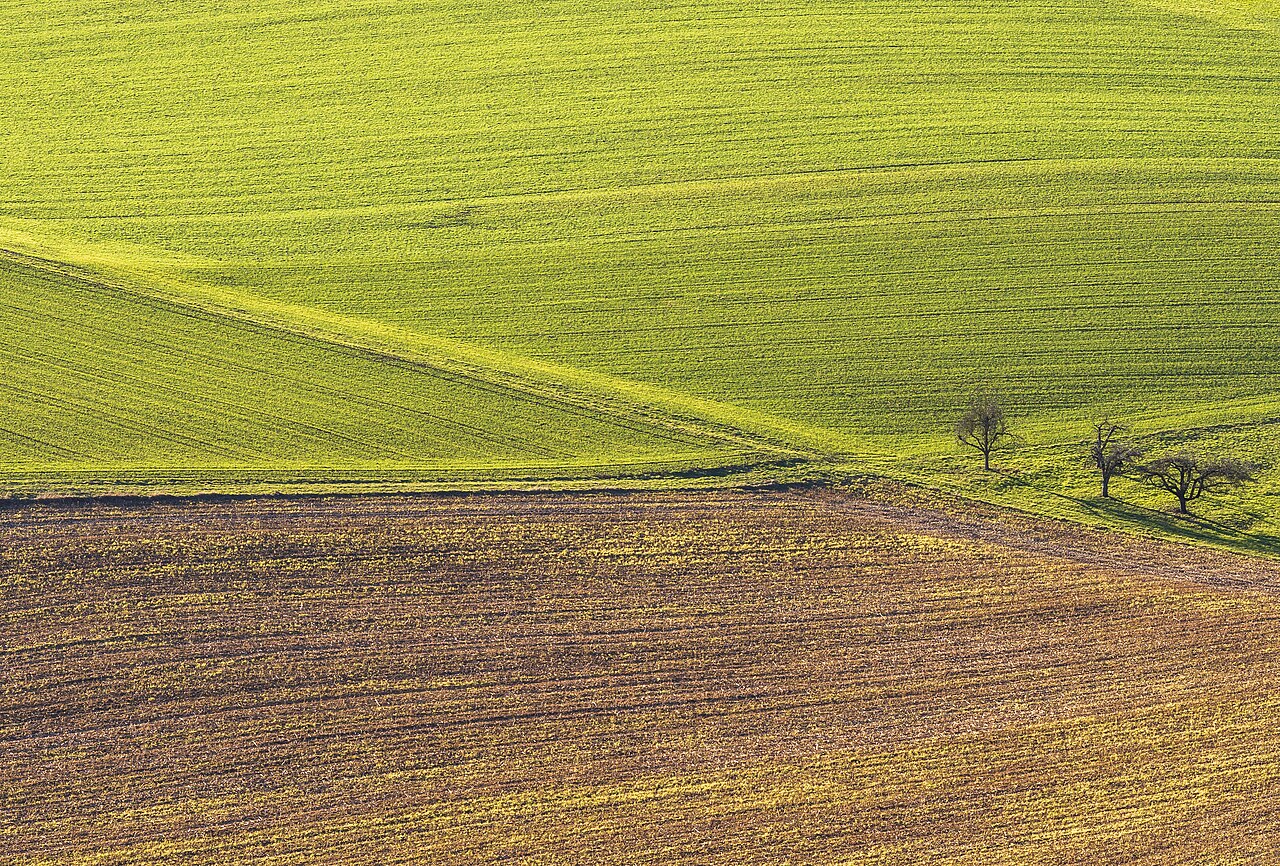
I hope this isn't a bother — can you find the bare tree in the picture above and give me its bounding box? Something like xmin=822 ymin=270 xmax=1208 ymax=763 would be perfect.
xmin=956 ymin=392 xmax=1009 ymax=471
xmin=1088 ymin=420 xmax=1143 ymax=499
xmin=1134 ymin=452 xmax=1256 ymax=515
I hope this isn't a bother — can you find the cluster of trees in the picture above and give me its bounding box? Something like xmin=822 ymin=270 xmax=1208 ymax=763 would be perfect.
xmin=956 ymin=393 xmax=1258 ymax=515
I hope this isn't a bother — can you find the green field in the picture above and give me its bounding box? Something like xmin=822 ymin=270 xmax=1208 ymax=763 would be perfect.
xmin=4 ymin=0 xmax=1280 ymax=535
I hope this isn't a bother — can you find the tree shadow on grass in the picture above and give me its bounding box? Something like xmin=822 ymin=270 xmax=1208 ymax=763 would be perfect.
xmin=991 ymin=469 xmax=1280 ymax=559
xmin=1076 ymin=497 xmax=1280 ymax=558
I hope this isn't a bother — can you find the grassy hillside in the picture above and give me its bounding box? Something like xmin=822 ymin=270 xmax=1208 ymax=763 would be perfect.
xmin=3 ymin=0 xmax=1280 ymax=521
xmin=1 ymin=255 xmax=744 ymax=464
xmin=7 ymin=490 xmax=1280 ymax=863
xmin=0 ymin=253 xmax=770 ymax=489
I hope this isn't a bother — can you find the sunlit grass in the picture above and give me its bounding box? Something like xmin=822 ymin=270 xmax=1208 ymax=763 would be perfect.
xmin=2 ymin=0 xmax=1279 ymax=541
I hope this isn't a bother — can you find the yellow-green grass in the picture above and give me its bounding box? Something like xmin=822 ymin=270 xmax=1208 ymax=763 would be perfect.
xmin=5 ymin=489 xmax=1280 ymax=863
xmin=4 ymin=0 xmax=1280 ymax=537
xmin=0 ymin=254 xmax=762 ymax=482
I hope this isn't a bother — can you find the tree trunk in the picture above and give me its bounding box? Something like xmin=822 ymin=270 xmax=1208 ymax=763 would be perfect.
xmin=1101 ymin=473 xmax=1110 ymax=498
xmin=1177 ymin=496 xmax=1188 ymax=514
xmin=983 ymin=450 xmax=991 ymax=471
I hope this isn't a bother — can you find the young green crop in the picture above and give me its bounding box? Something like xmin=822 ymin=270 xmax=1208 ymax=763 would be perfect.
xmin=2 ymin=0 xmax=1279 ymax=540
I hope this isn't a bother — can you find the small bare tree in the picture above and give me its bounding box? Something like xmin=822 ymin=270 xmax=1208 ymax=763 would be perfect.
xmin=956 ymin=392 xmax=1009 ymax=471
xmin=1134 ymin=452 xmax=1256 ymax=515
xmin=1088 ymin=420 xmax=1143 ymax=499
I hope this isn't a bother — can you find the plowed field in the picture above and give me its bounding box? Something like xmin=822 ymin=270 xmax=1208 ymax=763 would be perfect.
xmin=5 ymin=489 xmax=1280 ymax=863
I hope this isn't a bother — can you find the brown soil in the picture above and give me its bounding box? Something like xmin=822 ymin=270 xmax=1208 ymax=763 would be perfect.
xmin=4 ymin=489 xmax=1280 ymax=864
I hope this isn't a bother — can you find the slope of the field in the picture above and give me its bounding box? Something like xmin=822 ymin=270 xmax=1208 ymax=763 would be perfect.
xmin=5 ymin=489 xmax=1280 ymax=863
xmin=0 ymin=254 xmax=757 ymax=488
xmin=3 ymin=0 xmax=1280 ymax=505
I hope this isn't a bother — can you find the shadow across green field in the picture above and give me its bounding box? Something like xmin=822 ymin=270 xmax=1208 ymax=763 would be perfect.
xmin=985 ymin=468 xmax=1280 ymax=559
xmin=1081 ymin=497 xmax=1280 ymax=559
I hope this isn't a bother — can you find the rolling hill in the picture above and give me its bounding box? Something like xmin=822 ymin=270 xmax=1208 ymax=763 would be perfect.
xmin=3 ymin=0 xmax=1279 ymax=535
